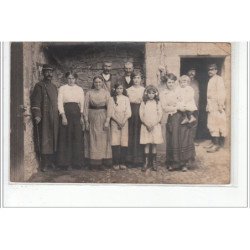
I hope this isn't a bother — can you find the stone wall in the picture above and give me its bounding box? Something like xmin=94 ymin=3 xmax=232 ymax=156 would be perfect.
xmin=45 ymin=43 xmax=146 ymax=90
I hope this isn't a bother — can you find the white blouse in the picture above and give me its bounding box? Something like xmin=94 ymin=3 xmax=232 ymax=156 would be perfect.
xmin=102 ymin=73 xmax=111 ymax=81
xmin=109 ymin=95 xmax=132 ymax=123
xmin=125 ymin=76 xmax=131 ymax=84
xmin=127 ymin=86 xmax=145 ymax=104
xmin=58 ymin=84 xmax=84 ymax=115
xmin=160 ymin=88 xmax=179 ymax=115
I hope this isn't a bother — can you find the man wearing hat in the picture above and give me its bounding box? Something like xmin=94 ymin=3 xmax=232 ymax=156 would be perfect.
xmin=187 ymin=67 xmax=200 ymax=145
xmin=206 ymin=63 xmax=227 ymax=153
xmin=31 ymin=64 xmax=59 ymax=171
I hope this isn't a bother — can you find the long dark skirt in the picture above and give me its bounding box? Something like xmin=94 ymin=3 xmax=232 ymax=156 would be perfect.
xmin=166 ymin=112 xmax=195 ymax=165
xmin=192 ymin=110 xmax=199 ymax=140
xmin=126 ymin=103 xmax=144 ymax=165
xmin=57 ymin=103 xmax=84 ymax=167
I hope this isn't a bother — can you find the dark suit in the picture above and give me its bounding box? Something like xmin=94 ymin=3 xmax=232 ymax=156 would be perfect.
xmin=118 ymin=75 xmax=133 ymax=89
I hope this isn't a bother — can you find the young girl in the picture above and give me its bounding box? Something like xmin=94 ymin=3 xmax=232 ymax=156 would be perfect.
xmin=110 ymin=83 xmax=132 ymax=170
xmin=139 ymin=85 xmax=163 ymax=171
xmin=126 ymin=72 xmax=145 ymax=167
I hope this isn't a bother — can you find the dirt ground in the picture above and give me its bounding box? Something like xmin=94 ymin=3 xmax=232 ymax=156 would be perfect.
xmin=28 ymin=140 xmax=230 ymax=184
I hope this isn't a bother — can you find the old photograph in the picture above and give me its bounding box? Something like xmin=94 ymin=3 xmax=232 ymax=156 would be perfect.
xmin=9 ymin=42 xmax=231 ymax=184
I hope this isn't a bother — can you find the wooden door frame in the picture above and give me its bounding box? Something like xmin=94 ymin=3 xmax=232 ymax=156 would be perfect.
xmin=10 ymin=42 xmax=24 ymax=182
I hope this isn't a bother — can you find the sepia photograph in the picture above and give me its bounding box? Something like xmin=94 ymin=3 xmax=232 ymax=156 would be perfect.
xmin=1 ymin=2 xmax=250 ymax=250
xmin=9 ymin=42 xmax=231 ymax=184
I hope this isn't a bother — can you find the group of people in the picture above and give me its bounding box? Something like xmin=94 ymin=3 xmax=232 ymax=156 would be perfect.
xmin=31 ymin=61 xmax=227 ymax=173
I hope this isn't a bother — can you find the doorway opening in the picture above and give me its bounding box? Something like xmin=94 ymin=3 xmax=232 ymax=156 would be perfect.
xmin=180 ymin=56 xmax=225 ymax=140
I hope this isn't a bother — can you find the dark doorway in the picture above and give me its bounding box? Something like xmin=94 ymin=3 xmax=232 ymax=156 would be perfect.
xmin=180 ymin=57 xmax=225 ymax=139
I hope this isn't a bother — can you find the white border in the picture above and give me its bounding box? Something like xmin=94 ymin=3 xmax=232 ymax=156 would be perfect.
xmin=2 ymin=42 xmax=248 ymax=207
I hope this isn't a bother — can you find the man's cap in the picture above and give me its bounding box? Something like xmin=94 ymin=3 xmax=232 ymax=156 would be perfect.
xmin=42 ymin=64 xmax=54 ymax=71
xmin=207 ymin=63 xmax=218 ymax=70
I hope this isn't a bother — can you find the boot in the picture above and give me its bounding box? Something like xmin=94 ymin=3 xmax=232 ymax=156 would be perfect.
xmin=207 ymin=137 xmax=220 ymax=153
xmin=142 ymin=154 xmax=149 ymax=172
xmin=166 ymin=160 xmax=172 ymax=171
xmin=113 ymin=165 xmax=120 ymax=170
xmin=148 ymin=153 xmax=153 ymax=168
xmin=120 ymin=147 xmax=127 ymax=170
xmin=181 ymin=165 xmax=188 ymax=172
xmin=99 ymin=165 xmax=106 ymax=171
xmin=41 ymin=165 xmax=49 ymax=172
xmin=41 ymin=155 xmax=49 ymax=172
xmin=84 ymin=158 xmax=91 ymax=170
xmin=152 ymin=153 xmax=158 ymax=171
xmin=50 ymin=162 xmax=57 ymax=171
xmin=66 ymin=165 xmax=73 ymax=171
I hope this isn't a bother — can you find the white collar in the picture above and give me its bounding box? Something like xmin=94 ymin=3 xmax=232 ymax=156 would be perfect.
xmin=102 ymin=73 xmax=111 ymax=81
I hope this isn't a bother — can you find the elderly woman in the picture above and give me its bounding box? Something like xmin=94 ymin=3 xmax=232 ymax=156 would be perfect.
xmin=57 ymin=71 xmax=84 ymax=170
xmin=160 ymin=73 xmax=196 ymax=172
xmin=84 ymin=75 xmax=112 ymax=170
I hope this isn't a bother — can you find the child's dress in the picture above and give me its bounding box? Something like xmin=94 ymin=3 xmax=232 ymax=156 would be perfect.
xmin=177 ymin=85 xmax=197 ymax=111
xmin=109 ymin=95 xmax=132 ymax=146
xmin=139 ymin=100 xmax=164 ymax=144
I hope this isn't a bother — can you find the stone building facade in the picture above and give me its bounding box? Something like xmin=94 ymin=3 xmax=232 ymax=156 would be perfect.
xmin=15 ymin=42 xmax=231 ymax=181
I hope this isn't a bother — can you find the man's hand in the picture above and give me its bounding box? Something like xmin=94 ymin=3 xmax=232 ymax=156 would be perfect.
xmin=158 ymin=66 xmax=165 ymax=73
xmin=61 ymin=114 xmax=68 ymax=126
xmin=62 ymin=117 xmax=68 ymax=126
xmin=218 ymin=105 xmax=224 ymax=113
xmin=85 ymin=121 xmax=90 ymax=131
xmin=80 ymin=117 xmax=84 ymax=126
xmin=35 ymin=117 xmax=41 ymax=124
